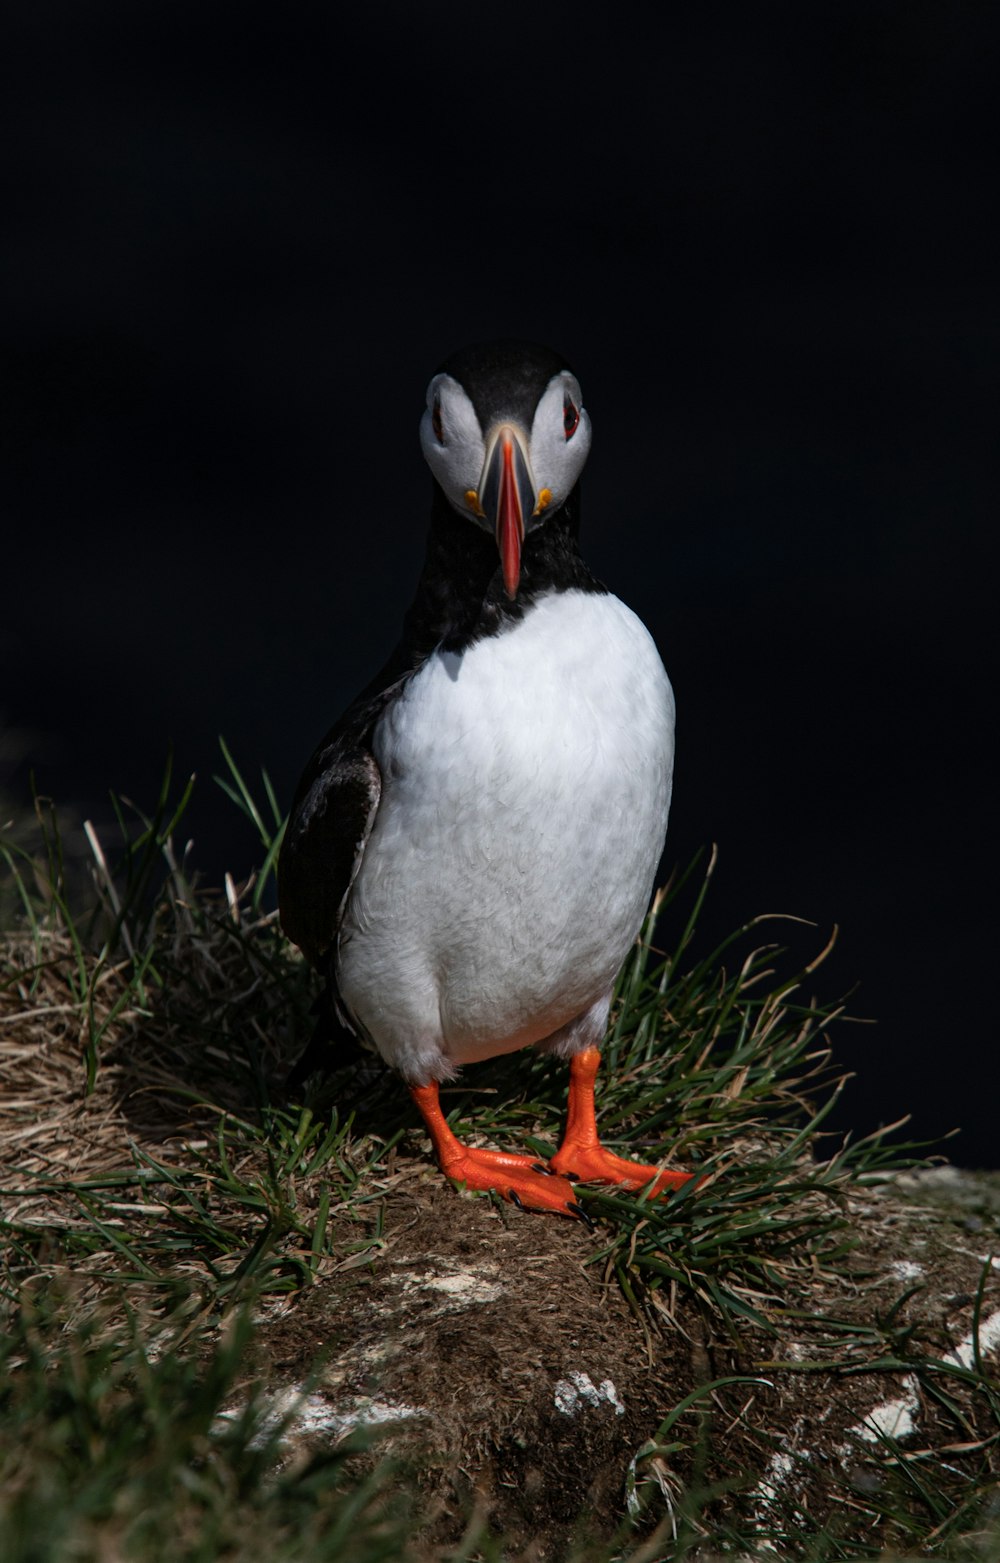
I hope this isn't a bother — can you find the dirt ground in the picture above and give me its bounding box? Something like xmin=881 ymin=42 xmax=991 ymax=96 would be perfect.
xmin=242 ymin=1163 xmax=1000 ymax=1555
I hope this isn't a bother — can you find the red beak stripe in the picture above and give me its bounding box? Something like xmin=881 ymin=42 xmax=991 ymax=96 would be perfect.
xmin=496 ymin=434 xmax=524 ymax=600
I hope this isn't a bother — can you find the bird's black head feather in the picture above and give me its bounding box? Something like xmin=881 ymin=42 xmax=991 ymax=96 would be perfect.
xmin=436 ymin=339 xmax=575 ymax=433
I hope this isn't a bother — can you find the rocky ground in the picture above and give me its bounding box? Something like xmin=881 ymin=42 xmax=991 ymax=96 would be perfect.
xmin=220 ymin=1163 xmax=1000 ymax=1554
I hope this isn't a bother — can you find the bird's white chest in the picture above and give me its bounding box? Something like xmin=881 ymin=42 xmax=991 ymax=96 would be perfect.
xmin=337 ymin=589 xmax=675 ymax=1077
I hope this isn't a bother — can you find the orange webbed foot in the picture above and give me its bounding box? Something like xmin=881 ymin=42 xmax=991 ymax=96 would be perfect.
xmin=439 ymin=1144 xmax=584 ymax=1217
xmin=549 ymin=1047 xmax=693 ymax=1199
xmin=410 ymin=1081 xmax=587 ymax=1219
xmin=549 ymin=1140 xmax=693 ymax=1196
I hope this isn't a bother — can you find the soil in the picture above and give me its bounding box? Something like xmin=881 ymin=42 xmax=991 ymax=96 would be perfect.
xmin=257 ymin=1177 xmax=691 ymax=1552
xmin=245 ymin=1164 xmax=1000 ymax=1557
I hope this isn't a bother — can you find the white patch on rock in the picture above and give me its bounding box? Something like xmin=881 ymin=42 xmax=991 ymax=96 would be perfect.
xmin=324 ymin=1397 xmax=427 ymax=1441
xmin=849 ymin=1305 xmax=1000 ymax=1447
xmin=217 ymin=1387 xmax=426 ymax=1450
xmin=941 ymin=1306 xmax=1000 ymax=1374
xmin=855 ymin=1379 xmax=920 ymax=1444
xmin=748 ymin=1445 xmax=812 ymax=1553
xmin=423 ymin=1272 xmax=504 ymax=1304
xmin=754 ymin=1448 xmax=800 ymax=1512
xmin=889 ymin=1260 xmax=924 ymax=1282
xmin=389 ymin=1261 xmax=504 ymax=1309
xmin=554 ymin=1371 xmax=625 ymax=1417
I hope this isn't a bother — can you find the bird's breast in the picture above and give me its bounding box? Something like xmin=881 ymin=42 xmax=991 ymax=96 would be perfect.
xmin=337 ymin=588 xmax=675 ymax=1077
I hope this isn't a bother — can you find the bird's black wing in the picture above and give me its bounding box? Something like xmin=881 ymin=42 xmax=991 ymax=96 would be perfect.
xmin=278 ymin=640 xmax=417 ymax=974
xmin=278 ymin=730 xmax=380 ymax=973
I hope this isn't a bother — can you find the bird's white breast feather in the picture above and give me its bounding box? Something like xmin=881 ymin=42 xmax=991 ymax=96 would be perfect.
xmin=337 ymin=589 xmax=674 ymax=1082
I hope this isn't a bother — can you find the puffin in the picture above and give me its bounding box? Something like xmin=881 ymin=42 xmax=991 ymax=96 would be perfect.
xmin=279 ymin=341 xmax=692 ymax=1218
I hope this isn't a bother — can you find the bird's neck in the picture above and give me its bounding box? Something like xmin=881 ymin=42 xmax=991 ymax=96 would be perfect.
xmin=402 ymin=483 xmax=603 ymax=657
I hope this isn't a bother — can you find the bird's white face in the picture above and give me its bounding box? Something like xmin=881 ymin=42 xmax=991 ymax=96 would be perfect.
xmin=419 ymin=368 xmax=592 ymax=597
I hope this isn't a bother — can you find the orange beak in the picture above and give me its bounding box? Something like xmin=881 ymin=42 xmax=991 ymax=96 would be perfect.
xmin=479 ymin=424 xmax=537 ymax=600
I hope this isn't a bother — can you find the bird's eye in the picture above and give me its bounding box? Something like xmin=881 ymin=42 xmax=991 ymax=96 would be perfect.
xmin=432 ymin=398 xmax=444 ymax=444
xmin=563 ymin=398 xmax=580 ymax=439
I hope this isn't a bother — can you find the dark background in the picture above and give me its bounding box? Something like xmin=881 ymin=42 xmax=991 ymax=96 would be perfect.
xmin=2 ymin=4 xmax=996 ymax=1163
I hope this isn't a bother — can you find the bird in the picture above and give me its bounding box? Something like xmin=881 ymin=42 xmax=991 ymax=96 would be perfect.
xmin=278 ymin=340 xmax=692 ymax=1218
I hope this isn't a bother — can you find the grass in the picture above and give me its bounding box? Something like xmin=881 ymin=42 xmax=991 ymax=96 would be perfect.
xmin=0 ymin=1285 xmax=414 ymax=1563
xmin=1 ymin=748 xmax=998 ymax=1560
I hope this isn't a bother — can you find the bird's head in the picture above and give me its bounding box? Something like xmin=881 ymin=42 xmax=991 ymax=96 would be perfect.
xmin=419 ymin=340 xmax=592 ymax=599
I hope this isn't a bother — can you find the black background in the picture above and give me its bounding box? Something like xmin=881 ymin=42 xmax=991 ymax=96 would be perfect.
xmin=2 ymin=4 xmax=996 ymax=1163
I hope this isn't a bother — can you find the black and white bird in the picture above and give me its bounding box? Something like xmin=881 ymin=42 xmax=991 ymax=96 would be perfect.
xmin=279 ymin=341 xmax=691 ymax=1217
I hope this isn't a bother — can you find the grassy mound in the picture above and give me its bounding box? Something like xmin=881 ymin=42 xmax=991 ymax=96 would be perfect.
xmin=1 ymin=753 xmax=998 ymax=1560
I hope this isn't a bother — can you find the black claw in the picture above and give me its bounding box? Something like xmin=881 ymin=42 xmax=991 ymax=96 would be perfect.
xmin=563 ymin=1170 xmax=580 ymax=1183
xmin=532 ymin=1162 xmax=554 ymax=1176
xmin=508 ymin=1190 xmax=524 ymax=1210
xmin=569 ymin=1201 xmax=596 ymax=1229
